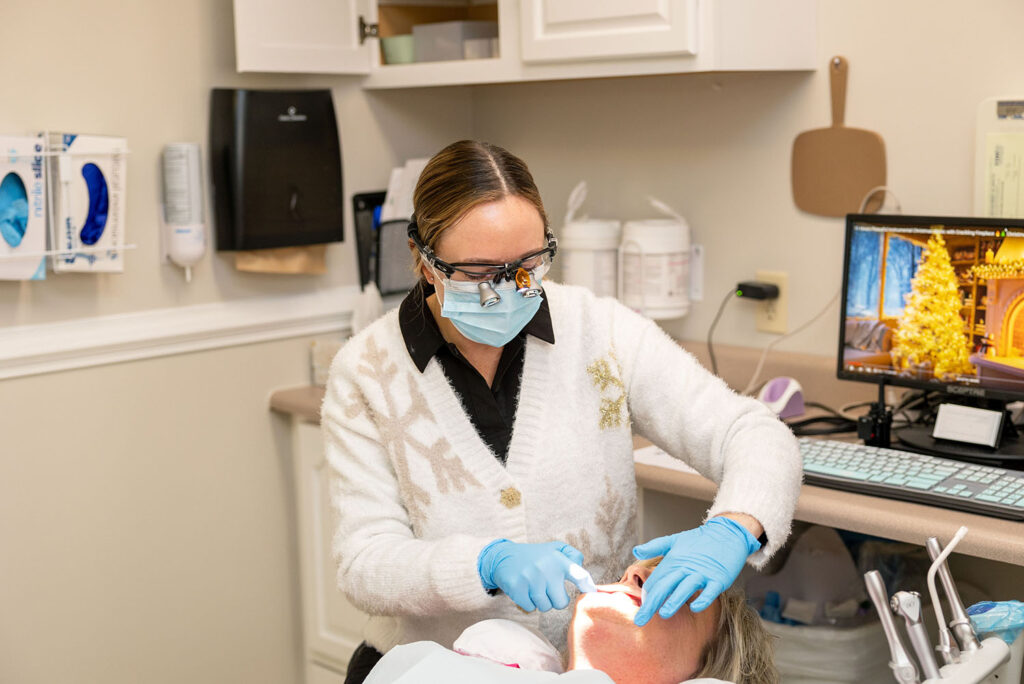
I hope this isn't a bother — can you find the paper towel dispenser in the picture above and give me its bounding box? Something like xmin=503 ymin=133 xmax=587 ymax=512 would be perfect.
xmin=209 ymin=88 xmax=344 ymax=251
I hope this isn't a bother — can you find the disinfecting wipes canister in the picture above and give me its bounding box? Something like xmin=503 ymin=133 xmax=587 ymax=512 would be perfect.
xmin=620 ymin=218 xmax=690 ymax=320
xmin=560 ymin=219 xmax=621 ymax=298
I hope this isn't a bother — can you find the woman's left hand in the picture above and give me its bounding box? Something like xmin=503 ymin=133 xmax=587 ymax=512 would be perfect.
xmin=631 ymin=516 xmax=761 ymax=626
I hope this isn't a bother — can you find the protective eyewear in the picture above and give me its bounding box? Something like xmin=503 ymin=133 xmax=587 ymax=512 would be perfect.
xmin=409 ymin=221 xmax=558 ymax=306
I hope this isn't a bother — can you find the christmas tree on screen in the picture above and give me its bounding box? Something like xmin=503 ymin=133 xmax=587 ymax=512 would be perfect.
xmin=890 ymin=232 xmax=974 ymax=379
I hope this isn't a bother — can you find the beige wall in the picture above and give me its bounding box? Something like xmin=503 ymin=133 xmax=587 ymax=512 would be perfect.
xmin=0 ymin=337 xmax=314 ymax=684
xmin=0 ymin=0 xmax=473 ymax=326
xmin=0 ymin=2 xmax=471 ymax=683
xmin=472 ymin=0 xmax=1024 ymax=356
xmin=5 ymin=2 xmax=1024 ymax=683
xmin=471 ymin=0 xmax=1024 ymax=609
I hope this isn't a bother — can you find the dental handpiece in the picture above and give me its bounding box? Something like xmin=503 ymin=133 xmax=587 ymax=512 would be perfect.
xmin=926 ymin=536 xmax=981 ymax=654
xmin=891 ymin=591 xmax=940 ymax=681
xmin=865 ymin=571 xmax=919 ymax=684
xmin=568 ymin=564 xmax=597 ymax=593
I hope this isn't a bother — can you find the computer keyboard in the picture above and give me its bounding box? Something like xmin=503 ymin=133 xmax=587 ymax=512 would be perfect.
xmin=799 ymin=438 xmax=1024 ymax=521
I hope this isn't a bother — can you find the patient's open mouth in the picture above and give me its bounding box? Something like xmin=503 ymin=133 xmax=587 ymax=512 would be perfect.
xmin=597 ymin=586 xmax=643 ymax=608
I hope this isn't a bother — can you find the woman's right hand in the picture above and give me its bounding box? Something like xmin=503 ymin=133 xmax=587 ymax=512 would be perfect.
xmin=477 ymin=539 xmax=586 ymax=612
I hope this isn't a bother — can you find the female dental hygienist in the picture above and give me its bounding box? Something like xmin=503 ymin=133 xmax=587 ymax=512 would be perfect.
xmin=321 ymin=140 xmax=802 ymax=684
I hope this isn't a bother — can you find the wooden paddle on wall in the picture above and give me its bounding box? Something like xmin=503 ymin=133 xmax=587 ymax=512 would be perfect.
xmin=792 ymin=56 xmax=886 ymax=217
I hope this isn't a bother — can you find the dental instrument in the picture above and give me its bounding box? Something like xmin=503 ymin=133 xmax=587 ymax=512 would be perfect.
xmin=865 ymin=570 xmax=919 ymax=684
xmin=892 ymin=591 xmax=941 ymax=681
xmin=927 ymin=528 xmax=970 ymax=664
xmin=478 ymin=540 xmax=585 ymax=612
xmin=865 ymin=527 xmax=1011 ymax=684
xmin=926 ymin=536 xmax=982 ymax=655
xmin=567 ymin=564 xmax=597 ymax=593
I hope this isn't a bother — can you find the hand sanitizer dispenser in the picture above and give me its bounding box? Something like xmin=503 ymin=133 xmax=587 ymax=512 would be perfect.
xmin=209 ymin=88 xmax=344 ymax=251
xmin=161 ymin=142 xmax=206 ymax=282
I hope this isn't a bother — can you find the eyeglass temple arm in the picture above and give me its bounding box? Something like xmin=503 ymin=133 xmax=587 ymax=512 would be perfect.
xmin=408 ymin=220 xmax=455 ymax=276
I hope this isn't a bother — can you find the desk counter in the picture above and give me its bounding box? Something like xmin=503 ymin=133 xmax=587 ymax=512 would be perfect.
xmin=271 ymin=385 xmax=1024 ymax=567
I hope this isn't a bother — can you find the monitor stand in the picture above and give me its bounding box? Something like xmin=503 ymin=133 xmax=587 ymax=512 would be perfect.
xmin=895 ymin=424 xmax=1024 ymax=467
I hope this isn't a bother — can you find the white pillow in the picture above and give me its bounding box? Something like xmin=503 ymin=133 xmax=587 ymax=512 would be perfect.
xmin=454 ymin=619 xmax=563 ymax=673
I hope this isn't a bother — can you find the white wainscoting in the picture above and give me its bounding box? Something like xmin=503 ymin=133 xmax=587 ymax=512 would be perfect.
xmin=0 ymin=285 xmax=362 ymax=380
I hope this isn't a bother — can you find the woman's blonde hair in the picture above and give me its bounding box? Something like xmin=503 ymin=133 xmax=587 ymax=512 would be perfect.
xmin=410 ymin=140 xmax=548 ymax=273
xmin=691 ymin=587 xmax=780 ymax=684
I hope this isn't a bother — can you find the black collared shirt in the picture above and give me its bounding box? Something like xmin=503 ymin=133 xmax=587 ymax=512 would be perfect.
xmin=398 ymin=281 xmax=555 ymax=465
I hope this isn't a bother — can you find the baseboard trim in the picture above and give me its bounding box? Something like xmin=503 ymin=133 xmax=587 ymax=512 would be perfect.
xmin=0 ymin=285 xmax=361 ymax=380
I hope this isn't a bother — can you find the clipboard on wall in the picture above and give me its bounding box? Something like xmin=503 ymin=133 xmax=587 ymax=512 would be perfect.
xmin=975 ymin=97 xmax=1024 ymax=217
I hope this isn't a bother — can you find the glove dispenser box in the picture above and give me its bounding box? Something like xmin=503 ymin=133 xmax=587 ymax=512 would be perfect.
xmin=209 ymin=88 xmax=344 ymax=250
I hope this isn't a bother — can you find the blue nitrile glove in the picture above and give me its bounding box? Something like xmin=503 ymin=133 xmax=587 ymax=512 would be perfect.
xmin=478 ymin=539 xmax=587 ymax=612
xmin=632 ymin=516 xmax=761 ymax=626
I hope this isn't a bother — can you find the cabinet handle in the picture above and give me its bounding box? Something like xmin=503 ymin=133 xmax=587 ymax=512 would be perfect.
xmin=359 ymin=16 xmax=379 ymax=44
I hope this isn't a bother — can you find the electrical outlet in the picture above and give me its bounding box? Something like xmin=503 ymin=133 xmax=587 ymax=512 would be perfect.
xmin=755 ymin=270 xmax=788 ymax=334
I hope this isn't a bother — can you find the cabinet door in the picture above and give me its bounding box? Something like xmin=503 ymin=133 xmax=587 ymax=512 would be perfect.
xmin=234 ymin=0 xmax=375 ymax=74
xmin=519 ymin=0 xmax=697 ymax=63
xmin=295 ymin=422 xmax=368 ymax=673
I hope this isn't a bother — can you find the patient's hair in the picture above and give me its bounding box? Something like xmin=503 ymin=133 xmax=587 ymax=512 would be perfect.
xmin=690 ymin=587 xmax=779 ymax=684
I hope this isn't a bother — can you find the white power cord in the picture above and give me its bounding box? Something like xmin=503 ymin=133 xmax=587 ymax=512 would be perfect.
xmin=741 ymin=186 xmax=902 ymax=397
xmin=858 ymin=186 xmax=902 ymax=214
xmin=741 ymin=288 xmax=840 ymax=396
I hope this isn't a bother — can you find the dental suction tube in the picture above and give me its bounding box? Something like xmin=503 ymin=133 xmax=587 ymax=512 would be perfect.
xmin=926 ymin=536 xmax=981 ymax=654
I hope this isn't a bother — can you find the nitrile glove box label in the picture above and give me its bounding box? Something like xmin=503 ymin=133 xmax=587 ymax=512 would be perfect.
xmin=45 ymin=132 xmax=127 ymax=273
xmin=0 ymin=136 xmax=47 ymax=280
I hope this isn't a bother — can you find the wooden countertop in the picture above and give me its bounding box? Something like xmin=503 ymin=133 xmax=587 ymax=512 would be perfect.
xmin=270 ymin=385 xmax=324 ymax=424
xmin=271 ymin=385 xmax=1024 ymax=566
xmin=634 ymin=464 xmax=1024 ymax=566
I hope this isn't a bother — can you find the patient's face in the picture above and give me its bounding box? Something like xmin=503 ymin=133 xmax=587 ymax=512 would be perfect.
xmin=567 ymin=560 xmax=720 ymax=684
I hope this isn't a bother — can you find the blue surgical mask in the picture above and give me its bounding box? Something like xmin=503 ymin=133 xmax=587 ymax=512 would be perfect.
xmin=436 ymin=276 xmax=543 ymax=347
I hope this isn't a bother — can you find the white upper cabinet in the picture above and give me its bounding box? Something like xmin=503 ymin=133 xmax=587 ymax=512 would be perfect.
xmin=519 ymin=0 xmax=697 ymax=63
xmin=233 ymin=0 xmax=817 ymax=88
xmin=234 ymin=0 xmax=375 ymax=74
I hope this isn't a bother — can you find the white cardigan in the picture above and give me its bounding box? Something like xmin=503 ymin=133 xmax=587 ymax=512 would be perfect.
xmin=321 ymin=281 xmax=802 ymax=654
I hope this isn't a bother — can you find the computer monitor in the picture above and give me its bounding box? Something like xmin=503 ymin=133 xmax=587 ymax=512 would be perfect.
xmin=839 ymin=214 xmax=1024 ymax=462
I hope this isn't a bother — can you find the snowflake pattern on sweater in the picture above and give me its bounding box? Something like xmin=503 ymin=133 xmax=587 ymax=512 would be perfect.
xmin=343 ymin=336 xmax=484 ymax=532
xmin=321 ymin=281 xmax=802 ymax=654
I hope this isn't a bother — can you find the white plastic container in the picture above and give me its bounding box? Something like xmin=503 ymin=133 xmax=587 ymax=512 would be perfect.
xmin=413 ymin=21 xmax=497 ymax=62
xmin=560 ymin=219 xmax=621 ymax=298
xmin=619 ymin=216 xmax=690 ymax=319
xmin=762 ymin=620 xmax=894 ymax=683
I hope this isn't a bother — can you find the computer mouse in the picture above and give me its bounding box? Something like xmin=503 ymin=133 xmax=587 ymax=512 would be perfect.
xmin=757 ymin=376 xmax=805 ymax=419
